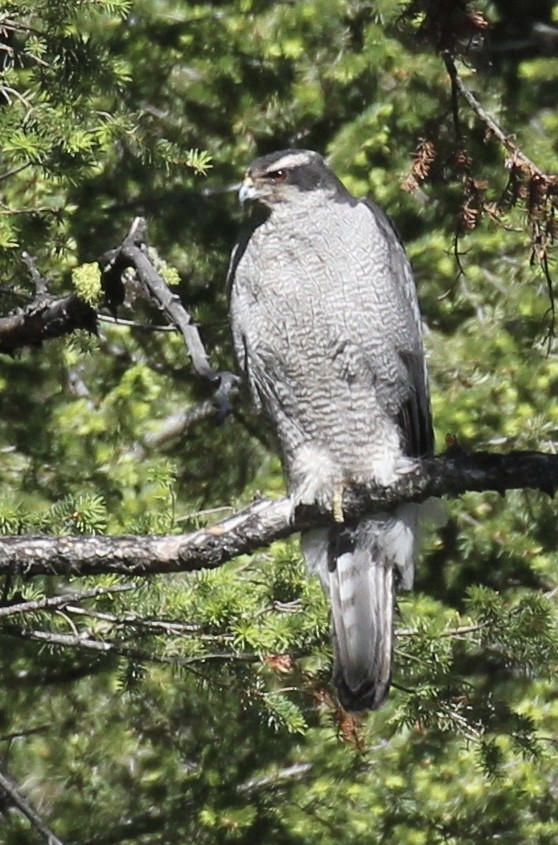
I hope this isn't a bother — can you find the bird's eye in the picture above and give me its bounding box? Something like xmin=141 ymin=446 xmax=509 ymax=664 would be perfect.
xmin=266 ymin=169 xmax=287 ymax=182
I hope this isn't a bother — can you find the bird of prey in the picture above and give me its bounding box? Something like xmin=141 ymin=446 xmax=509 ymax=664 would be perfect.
xmin=228 ymin=149 xmax=433 ymax=710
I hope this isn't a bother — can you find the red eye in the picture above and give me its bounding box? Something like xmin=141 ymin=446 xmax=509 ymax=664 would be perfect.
xmin=267 ymin=169 xmax=287 ymax=182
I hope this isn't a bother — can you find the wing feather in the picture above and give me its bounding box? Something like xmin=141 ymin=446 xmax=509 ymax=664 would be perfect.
xmin=361 ymin=198 xmax=434 ymax=458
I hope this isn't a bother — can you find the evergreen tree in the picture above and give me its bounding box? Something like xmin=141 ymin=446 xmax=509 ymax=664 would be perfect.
xmin=0 ymin=1 xmax=557 ymax=843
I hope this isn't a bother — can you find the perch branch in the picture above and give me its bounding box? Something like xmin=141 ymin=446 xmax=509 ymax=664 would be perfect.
xmin=0 ymin=449 xmax=556 ymax=578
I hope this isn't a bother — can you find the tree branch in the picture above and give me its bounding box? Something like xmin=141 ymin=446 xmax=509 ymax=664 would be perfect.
xmin=441 ymin=51 xmax=558 ymax=336
xmin=3 ymin=626 xmax=263 ymax=669
xmin=0 ymin=767 xmax=65 ymax=845
xmin=0 ymin=449 xmax=555 ymax=578
xmin=2 ymin=219 xmax=238 ymax=414
xmin=442 ymin=51 xmax=546 ymax=176
xmin=0 ymin=291 xmax=97 ymax=354
xmin=0 ymin=584 xmax=135 ymax=618
xmin=130 ymin=400 xmax=217 ymax=461
xmin=98 ymin=217 xmax=239 ymax=415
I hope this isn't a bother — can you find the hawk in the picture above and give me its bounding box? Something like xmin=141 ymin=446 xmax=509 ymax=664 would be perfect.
xmin=228 ymin=149 xmax=433 ymax=710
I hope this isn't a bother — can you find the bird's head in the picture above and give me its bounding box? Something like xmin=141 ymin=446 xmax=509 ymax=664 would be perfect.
xmin=239 ymin=149 xmax=346 ymax=209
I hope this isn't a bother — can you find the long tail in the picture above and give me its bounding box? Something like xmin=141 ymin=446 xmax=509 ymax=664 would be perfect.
xmin=302 ymin=506 xmax=418 ymax=711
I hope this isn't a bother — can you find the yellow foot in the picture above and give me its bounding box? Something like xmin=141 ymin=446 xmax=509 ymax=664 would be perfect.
xmin=332 ymin=484 xmax=345 ymax=524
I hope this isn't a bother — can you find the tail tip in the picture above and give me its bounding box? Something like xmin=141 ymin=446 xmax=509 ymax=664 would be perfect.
xmin=334 ymin=675 xmax=391 ymax=712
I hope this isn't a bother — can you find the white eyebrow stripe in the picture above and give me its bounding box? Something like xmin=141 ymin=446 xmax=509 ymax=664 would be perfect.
xmin=264 ymin=152 xmax=316 ymax=172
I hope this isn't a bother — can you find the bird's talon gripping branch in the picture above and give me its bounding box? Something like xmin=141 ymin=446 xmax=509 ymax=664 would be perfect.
xmin=212 ymin=370 xmax=241 ymax=419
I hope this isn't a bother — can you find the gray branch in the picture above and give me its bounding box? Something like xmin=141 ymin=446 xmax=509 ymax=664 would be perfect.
xmin=99 ymin=217 xmax=239 ymax=414
xmin=0 ymin=584 xmax=134 ymax=618
xmin=3 ymin=626 xmax=262 ymax=669
xmin=130 ymin=400 xmax=217 ymax=461
xmin=2 ymin=220 xmax=238 ymax=413
xmin=0 ymin=767 xmax=64 ymax=845
xmin=442 ymin=50 xmax=547 ymax=177
xmin=0 ymin=449 xmax=556 ymax=578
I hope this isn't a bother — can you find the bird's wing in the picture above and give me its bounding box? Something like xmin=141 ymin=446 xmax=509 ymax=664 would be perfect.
xmin=227 ymin=231 xmax=266 ymax=412
xmin=361 ymin=198 xmax=434 ymax=458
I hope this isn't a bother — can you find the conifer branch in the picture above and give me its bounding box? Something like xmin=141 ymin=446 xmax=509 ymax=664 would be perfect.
xmin=442 ymin=51 xmax=545 ymax=176
xmin=2 ymin=626 xmax=262 ymax=668
xmin=2 ymin=221 xmax=239 ymax=415
xmin=0 ymin=449 xmax=556 ymax=578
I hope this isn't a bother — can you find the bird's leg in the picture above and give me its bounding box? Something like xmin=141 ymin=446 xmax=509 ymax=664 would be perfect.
xmin=332 ymin=483 xmax=345 ymax=524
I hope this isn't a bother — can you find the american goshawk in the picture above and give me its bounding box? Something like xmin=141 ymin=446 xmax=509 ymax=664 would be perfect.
xmin=228 ymin=149 xmax=433 ymax=710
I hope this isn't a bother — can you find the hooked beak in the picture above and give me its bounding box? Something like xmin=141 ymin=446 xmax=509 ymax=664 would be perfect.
xmin=239 ymin=177 xmax=259 ymax=205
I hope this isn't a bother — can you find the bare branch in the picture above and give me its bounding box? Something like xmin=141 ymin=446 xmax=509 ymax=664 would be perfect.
xmin=0 ymin=292 xmax=97 ymax=354
xmin=0 ymin=584 xmax=135 ymax=619
xmin=442 ymin=51 xmax=545 ymax=176
xmin=3 ymin=626 xmax=262 ymax=668
xmin=62 ymin=606 xmax=210 ymax=637
xmin=97 ymin=313 xmax=178 ymax=332
xmin=0 ymin=725 xmax=51 ymax=742
xmin=0 ymin=162 xmax=32 ymax=182
xmin=0 ymin=449 xmax=556 ymax=578
xmin=0 ymin=767 xmax=65 ymax=845
xmin=2 ymin=221 xmax=238 ymax=415
xmin=130 ymin=401 xmax=217 ymax=461
xmin=240 ymin=762 xmax=313 ymax=793
xmin=98 ymin=218 xmax=240 ymax=414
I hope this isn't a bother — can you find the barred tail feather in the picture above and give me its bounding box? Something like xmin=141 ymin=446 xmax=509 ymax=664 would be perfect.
xmin=302 ymin=509 xmax=418 ymax=712
xmin=330 ymin=525 xmax=394 ymax=711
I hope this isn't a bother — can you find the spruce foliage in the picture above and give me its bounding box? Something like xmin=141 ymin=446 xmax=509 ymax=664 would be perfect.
xmin=1 ymin=1 xmax=558 ymax=843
